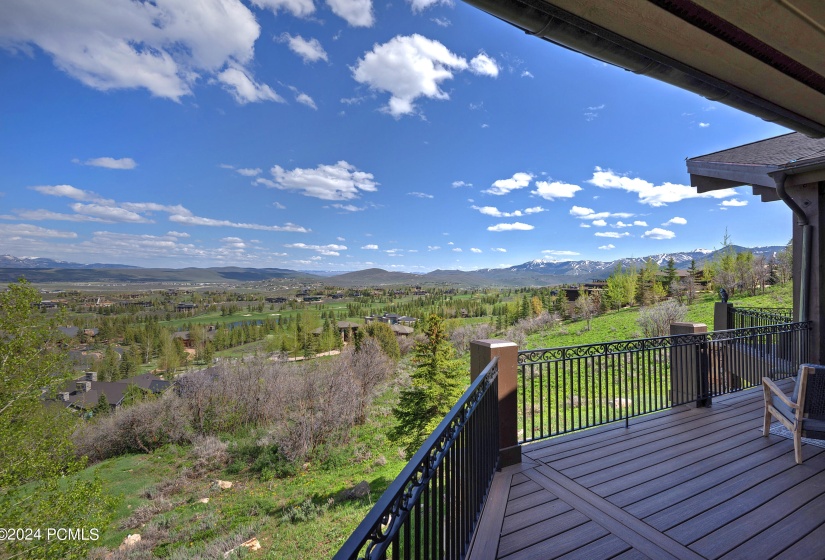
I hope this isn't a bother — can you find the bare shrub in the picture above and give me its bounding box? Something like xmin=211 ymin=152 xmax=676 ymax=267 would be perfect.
xmin=637 ymin=299 xmax=688 ymax=338
xmin=450 ymin=323 xmax=495 ymax=354
xmin=119 ymin=497 xmax=177 ymax=530
xmin=397 ymin=334 xmax=415 ymax=356
xmin=190 ymin=435 xmax=229 ymax=473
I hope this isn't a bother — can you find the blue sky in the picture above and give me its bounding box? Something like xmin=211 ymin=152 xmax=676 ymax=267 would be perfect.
xmin=0 ymin=0 xmax=792 ymax=272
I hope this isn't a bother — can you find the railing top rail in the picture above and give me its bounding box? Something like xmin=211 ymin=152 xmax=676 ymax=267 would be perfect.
xmin=732 ymin=306 xmax=793 ymax=312
xmin=333 ymin=356 xmax=500 ymax=560
xmin=518 ymin=321 xmax=811 ymax=364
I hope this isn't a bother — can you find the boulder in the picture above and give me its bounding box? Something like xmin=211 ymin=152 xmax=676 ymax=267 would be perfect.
xmin=336 ymin=480 xmax=371 ymax=502
xmin=120 ymin=534 xmax=141 ymax=550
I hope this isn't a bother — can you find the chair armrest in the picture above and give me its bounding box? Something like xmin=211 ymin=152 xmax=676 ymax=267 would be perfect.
xmin=763 ymin=377 xmax=798 ymax=409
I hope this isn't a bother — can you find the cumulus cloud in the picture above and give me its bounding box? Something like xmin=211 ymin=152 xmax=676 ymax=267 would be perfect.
xmin=484 ymin=172 xmax=533 ymax=196
xmin=491 ymin=247 xmax=506 ymax=252
xmin=70 ymin=203 xmax=150 ymax=223
xmin=598 ymin=244 xmax=615 ymax=250
xmin=327 ymin=0 xmax=374 ymax=26
xmin=0 ymin=223 xmax=77 ymax=238
xmin=285 ymin=242 xmax=347 ymax=256
xmin=595 ymin=231 xmax=630 ymax=238
xmin=471 ymin=205 xmax=544 ymax=218
xmin=408 ymin=0 xmax=451 ymax=12
xmin=588 ymin=167 xmax=737 ymax=206
xmin=0 ymin=0 xmax=279 ymax=103
xmin=76 ymin=156 xmax=137 ymax=170
xmin=452 ymin=180 xmax=472 ymax=188
xmin=362 ymin=244 xmax=379 ymax=250
xmin=217 ymin=65 xmax=284 ymax=104
xmin=250 ymin=0 xmax=316 ymax=18
xmin=663 ymin=216 xmax=687 ymax=225
xmin=569 ymin=205 xmax=634 ymax=221
xmin=642 ymin=228 xmax=676 ymax=239
xmin=487 ymin=222 xmax=534 ymax=232
xmin=351 ymin=34 xmax=495 ymax=117
xmin=170 ymin=213 xmax=309 ymax=232
xmin=469 ymin=52 xmax=499 ymax=77
xmin=408 ymin=192 xmax=434 ymax=199
xmin=261 ymin=161 xmax=378 ymax=201
xmin=721 ymin=199 xmax=748 ymax=207
xmin=427 ymin=245 xmax=441 ymax=250
xmin=699 ymin=122 xmax=710 ymax=128
xmin=532 ymin=180 xmax=581 ymax=200
xmin=237 ymin=168 xmax=262 ymax=177
xmin=470 ymin=247 xmax=482 ymax=253
xmin=294 ymin=91 xmax=318 ymax=109
xmin=31 ymin=185 xmax=103 ymax=201
xmin=167 ymin=231 xmax=190 ymax=238
xmin=279 ymin=33 xmax=328 ymax=63
xmin=330 ymin=203 xmax=367 ymax=212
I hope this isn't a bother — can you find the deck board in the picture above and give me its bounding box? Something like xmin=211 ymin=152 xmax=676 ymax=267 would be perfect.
xmin=469 ymin=379 xmax=825 ymax=560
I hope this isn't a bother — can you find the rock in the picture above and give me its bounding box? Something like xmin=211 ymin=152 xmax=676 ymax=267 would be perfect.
xmin=198 ymin=497 xmax=210 ymax=503
xmin=214 ymin=480 xmax=233 ymax=490
xmin=336 ymin=480 xmax=371 ymax=502
xmin=120 ymin=534 xmax=141 ymax=550
xmin=612 ymin=398 xmax=633 ymax=408
xmin=241 ymin=538 xmax=261 ymax=552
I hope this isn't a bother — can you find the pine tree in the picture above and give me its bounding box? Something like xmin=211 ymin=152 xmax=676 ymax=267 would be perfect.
xmin=390 ymin=314 xmax=467 ymax=457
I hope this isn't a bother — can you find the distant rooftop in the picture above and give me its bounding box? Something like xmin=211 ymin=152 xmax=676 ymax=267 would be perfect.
xmin=690 ymin=132 xmax=825 ymax=168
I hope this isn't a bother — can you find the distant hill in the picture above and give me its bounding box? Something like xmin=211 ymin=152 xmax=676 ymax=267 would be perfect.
xmin=0 ymin=245 xmax=786 ymax=287
xmin=0 ymin=255 xmax=140 ymax=269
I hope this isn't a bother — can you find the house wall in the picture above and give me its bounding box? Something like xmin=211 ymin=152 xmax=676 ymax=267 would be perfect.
xmin=789 ymin=181 xmax=825 ymax=364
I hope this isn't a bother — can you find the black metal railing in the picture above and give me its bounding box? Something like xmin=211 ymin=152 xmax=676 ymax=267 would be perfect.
xmin=517 ymin=322 xmax=811 ymax=443
xmin=334 ymin=357 xmax=500 ymax=560
xmin=727 ymin=306 xmax=793 ymax=329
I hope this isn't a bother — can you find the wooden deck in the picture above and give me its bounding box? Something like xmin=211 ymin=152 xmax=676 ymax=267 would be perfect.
xmin=469 ymin=379 xmax=825 ymax=560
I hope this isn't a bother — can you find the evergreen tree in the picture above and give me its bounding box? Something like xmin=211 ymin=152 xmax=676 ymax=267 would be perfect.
xmin=93 ymin=393 xmax=110 ymax=416
xmin=663 ymin=257 xmax=677 ymax=294
xmin=364 ymin=321 xmax=400 ymax=360
xmin=390 ymin=314 xmax=467 ymax=457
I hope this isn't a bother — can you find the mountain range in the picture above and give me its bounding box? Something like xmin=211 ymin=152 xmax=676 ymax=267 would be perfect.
xmin=0 ymin=245 xmax=785 ymax=287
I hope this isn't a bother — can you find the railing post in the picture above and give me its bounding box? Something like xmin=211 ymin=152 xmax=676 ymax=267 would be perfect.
xmin=470 ymin=339 xmax=521 ymax=467
xmin=714 ymin=301 xmax=732 ymax=331
xmin=670 ymin=323 xmax=711 ymax=407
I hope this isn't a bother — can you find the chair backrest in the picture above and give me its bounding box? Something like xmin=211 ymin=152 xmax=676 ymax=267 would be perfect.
xmin=799 ymin=364 xmax=825 ymax=420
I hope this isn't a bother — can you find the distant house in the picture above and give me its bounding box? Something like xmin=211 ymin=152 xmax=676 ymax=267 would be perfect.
xmin=176 ymin=303 xmax=197 ymax=312
xmin=55 ymin=372 xmax=170 ymax=412
xmin=266 ymin=297 xmax=288 ymax=304
xmin=365 ymin=313 xmax=418 ymax=326
xmin=58 ymin=326 xmax=79 ymax=338
xmin=311 ymin=321 xmax=361 ymax=343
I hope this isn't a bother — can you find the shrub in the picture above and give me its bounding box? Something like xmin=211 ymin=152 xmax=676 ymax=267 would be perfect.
xmin=637 ymin=299 xmax=688 ymax=338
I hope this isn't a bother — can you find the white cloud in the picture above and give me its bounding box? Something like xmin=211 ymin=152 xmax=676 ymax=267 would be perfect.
xmin=471 ymin=205 xmax=544 ymax=218
xmin=352 ymin=34 xmax=494 ymax=117
xmin=584 ymin=104 xmax=605 ymax=121
xmin=167 ymin=231 xmax=190 ymax=238
xmin=663 ymin=216 xmax=687 ymax=225
xmin=280 ymin=33 xmax=328 ymax=63
xmin=13 ymin=209 xmax=109 ymax=223
xmin=432 ymin=17 xmax=451 ymax=27
xmin=721 ymin=199 xmax=748 ymax=207
xmin=285 ymin=242 xmax=347 ymax=256
xmin=362 ymin=244 xmax=379 ymax=250
xmin=1 ymin=0 xmax=271 ymax=103
xmin=0 ymin=223 xmax=77 ymax=238
xmin=542 ymin=250 xmax=579 ymax=256
xmin=487 ymin=222 xmax=534 ymax=232
xmin=532 ymin=180 xmax=581 ymax=200
xmin=452 ymin=247 xmax=463 ymax=252
xmin=642 ymin=228 xmax=676 ymax=239
xmin=588 ymin=167 xmax=737 ymax=206
xmin=633 ymin=221 xmax=648 ymax=227
xmin=236 ymin=168 xmax=262 ymax=177
xmin=264 ymin=161 xmax=378 ymax=200
xmin=595 ymin=231 xmax=630 ymax=238
xmin=569 ymin=206 xmax=634 ymax=221
xmin=580 ymin=223 xmax=591 ymax=228
xmin=70 ymin=203 xmax=151 ymax=223
xmin=484 ymin=172 xmax=533 ymax=196
xmin=170 ymin=213 xmax=309 ymax=232
xmin=408 ymin=0 xmax=451 ymax=12
xmin=295 ymin=92 xmax=317 ymax=110
xmin=452 ymin=180 xmax=472 ymax=188
xmin=251 ymin=0 xmax=316 ymax=18
xmin=31 ymin=185 xmax=103 ymax=201
xmin=469 ymin=52 xmax=499 ymax=77
xmin=470 ymin=247 xmax=482 ymax=253
xmin=592 ymin=219 xmax=607 ymax=227
xmin=217 ymin=65 xmax=283 ymax=104
xmin=521 ymin=70 xmax=534 ymax=78
xmin=408 ymin=192 xmax=434 ymax=199
xmin=77 ymin=157 xmax=137 ymax=170
xmin=491 ymin=247 xmax=506 ymax=252
xmin=598 ymin=244 xmax=615 ymax=250
xmin=327 ymin=0 xmax=374 ymax=27
xmin=699 ymin=122 xmax=710 ymax=128
xmin=427 ymin=245 xmax=441 ymax=250
xmin=330 ymin=203 xmax=367 ymax=212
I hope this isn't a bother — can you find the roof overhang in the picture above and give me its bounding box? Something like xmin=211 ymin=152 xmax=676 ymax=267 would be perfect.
xmin=462 ymin=0 xmax=825 ymax=137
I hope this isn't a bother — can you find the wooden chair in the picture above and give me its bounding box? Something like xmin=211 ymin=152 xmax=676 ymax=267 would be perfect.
xmin=763 ymin=364 xmax=825 ymax=464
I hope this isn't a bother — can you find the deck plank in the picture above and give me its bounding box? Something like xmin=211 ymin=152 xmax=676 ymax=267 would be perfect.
xmin=468 ymin=380 xmax=825 ymax=560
